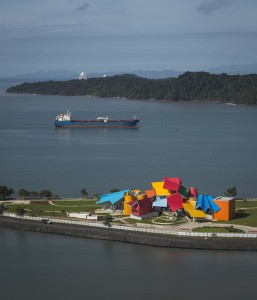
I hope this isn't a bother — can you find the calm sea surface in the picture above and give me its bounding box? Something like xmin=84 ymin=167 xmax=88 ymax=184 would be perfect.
xmin=1 ymin=227 xmax=257 ymax=300
xmin=0 ymin=82 xmax=257 ymax=197
xmin=0 ymin=82 xmax=257 ymax=300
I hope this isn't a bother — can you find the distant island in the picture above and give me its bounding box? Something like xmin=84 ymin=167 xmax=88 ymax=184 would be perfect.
xmin=6 ymin=71 xmax=257 ymax=104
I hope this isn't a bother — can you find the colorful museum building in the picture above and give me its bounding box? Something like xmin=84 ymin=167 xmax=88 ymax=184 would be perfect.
xmin=96 ymin=177 xmax=236 ymax=222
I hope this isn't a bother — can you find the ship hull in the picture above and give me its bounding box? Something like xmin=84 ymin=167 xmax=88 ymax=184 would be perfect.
xmin=54 ymin=119 xmax=139 ymax=128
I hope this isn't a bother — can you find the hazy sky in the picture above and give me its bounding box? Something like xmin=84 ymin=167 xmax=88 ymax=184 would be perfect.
xmin=1 ymin=0 xmax=257 ymax=76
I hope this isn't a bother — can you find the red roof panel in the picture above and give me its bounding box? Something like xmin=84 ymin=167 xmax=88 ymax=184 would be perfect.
xmin=163 ymin=177 xmax=182 ymax=192
xmin=167 ymin=192 xmax=184 ymax=212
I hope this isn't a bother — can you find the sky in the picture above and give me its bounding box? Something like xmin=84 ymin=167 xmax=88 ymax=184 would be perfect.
xmin=0 ymin=0 xmax=257 ymax=77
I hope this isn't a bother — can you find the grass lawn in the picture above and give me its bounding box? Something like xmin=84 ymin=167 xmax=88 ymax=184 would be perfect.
xmin=153 ymin=216 xmax=185 ymax=225
xmin=52 ymin=200 xmax=100 ymax=213
xmin=208 ymin=200 xmax=257 ymax=228
xmin=235 ymin=199 xmax=257 ymax=209
xmin=122 ymin=217 xmax=185 ymax=225
xmin=112 ymin=220 xmax=125 ymax=225
xmin=123 ymin=218 xmax=154 ymax=225
xmin=52 ymin=200 xmax=98 ymax=206
xmin=4 ymin=199 xmax=101 ymax=217
xmin=218 ymin=208 xmax=257 ymax=227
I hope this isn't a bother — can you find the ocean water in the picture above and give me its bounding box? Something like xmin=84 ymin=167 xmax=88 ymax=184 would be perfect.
xmin=0 ymin=82 xmax=257 ymax=197
xmin=0 ymin=227 xmax=257 ymax=300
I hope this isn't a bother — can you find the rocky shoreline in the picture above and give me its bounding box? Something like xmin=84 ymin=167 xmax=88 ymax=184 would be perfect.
xmin=1 ymin=216 xmax=257 ymax=251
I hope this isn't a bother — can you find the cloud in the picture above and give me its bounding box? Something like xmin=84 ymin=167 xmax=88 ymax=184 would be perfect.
xmin=197 ymin=0 xmax=235 ymax=15
xmin=75 ymin=3 xmax=90 ymax=12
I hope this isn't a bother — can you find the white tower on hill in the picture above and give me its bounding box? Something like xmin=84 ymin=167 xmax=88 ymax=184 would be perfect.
xmin=79 ymin=72 xmax=87 ymax=80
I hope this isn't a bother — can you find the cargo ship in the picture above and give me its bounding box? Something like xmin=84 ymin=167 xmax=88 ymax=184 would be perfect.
xmin=54 ymin=111 xmax=139 ymax=128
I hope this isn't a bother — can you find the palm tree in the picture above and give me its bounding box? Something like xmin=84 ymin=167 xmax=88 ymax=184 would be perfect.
xmin=80 ymin=188 xmax=88 ymax=198
xmin=8 ymin=188 xmax=15 ymax=199
xmin=225 ymin=186 xmax=237 ymax=197
xmin=0 ymin=186 xmax=15 ymax=200
xmin=40 ymin=190 xmax=52 ymax=199
xmin=17 ymin=188 xmax=28 ymax=199
xmin=0 ymin=186 xmax=8 ymax=200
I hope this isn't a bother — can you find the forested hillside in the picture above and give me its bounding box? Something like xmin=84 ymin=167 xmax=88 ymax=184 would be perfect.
xmin=6 ymin=72 xmax=257 ymax=104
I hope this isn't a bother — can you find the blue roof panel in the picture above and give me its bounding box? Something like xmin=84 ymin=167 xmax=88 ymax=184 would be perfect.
xmin=152 ymin=197 xmax=168 ymax=207
xmin=96 ymin=189 xmax=130 ymax=205
xmin=207 ymin=195 xmax=220 ymax=213
xmin=196 ymin=194 xmax=220 ymax=213
xmin=195 ymin=194 xmax=204 ymax=209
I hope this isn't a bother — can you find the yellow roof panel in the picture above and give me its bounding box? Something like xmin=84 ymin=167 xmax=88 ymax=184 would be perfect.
xmin=183 ymin=203 xmax=206 ymax=218
xmin=188 ymin=199 xmax=197 ymax=207
xmin=151 ymin=182 xmax=171 ymax=196
xmin=183 ymin=203 xmax=195 ymax=211
xmin=189 ymin=210 xmax=206 ymax=218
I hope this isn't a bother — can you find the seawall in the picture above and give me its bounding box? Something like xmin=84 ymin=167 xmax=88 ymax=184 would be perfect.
xmin=1 ymin=216 xmax=257 ymax=251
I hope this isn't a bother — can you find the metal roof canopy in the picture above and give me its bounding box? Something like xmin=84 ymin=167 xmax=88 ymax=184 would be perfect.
xmin=196 ymin=194 xmax=220 ymax=213
xmin=96 ymin=189 xmax=130 ymax=205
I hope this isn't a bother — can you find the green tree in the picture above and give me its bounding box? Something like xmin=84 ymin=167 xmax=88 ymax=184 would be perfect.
xmin=224 ymin=186 xmax=237 ymax=197
xmin=16 ymin=206 xmax=26 ymax=217
xmin=40 ymin=190 xmax=52 ymax=199
xmin=6 ymin=72 xmax=257 ymax=104
xmin=93 ymin=193 xmax=100 ymax=200
xmin=8 ymin=188 xmax=15 ymax=199
xmin=80 ymin=188 xmax=88 ymax=198
xmin=30 ymin=191 xmax=39 ymax=199
xmin=0 ymin=185 xmax=15 ymax=200
xmin=110 ymin=188 xmax=120 ymax=193
xmin=17 ymin=188 xmax=29 ymax=199
xmin=0 ymin=186 xmax=9 ymax=200
xmin=103 ymin=214 xmax=113 ymax=227
xmin=0 ymin=203 xmax=5 ymax=215
xmin=52 ymin=193 xmax=60 ymax=199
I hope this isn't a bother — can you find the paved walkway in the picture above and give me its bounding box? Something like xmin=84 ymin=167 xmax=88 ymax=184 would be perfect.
xmin=111 ymin=215 xmax=257 ymax=234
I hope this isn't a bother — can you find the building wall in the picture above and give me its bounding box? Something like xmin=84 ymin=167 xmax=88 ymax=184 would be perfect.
xmin=228 ymin=199 xmax=235 ymax=220
xmin=123 ymin=194 xmax=134 ymax=216
xmin=131 ymin=199 xmax=153 ymax=217
xmin=139 ymin=202 xmax=152 ymax=216
xmin=213 ymin=199 xmax=235 ymax=221
xmin=67 ymin=212 xmax=99 ymax=221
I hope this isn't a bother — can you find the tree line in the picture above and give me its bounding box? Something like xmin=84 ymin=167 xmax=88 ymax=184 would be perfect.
xmin=6 ymin=72 xmax=257 ymax=104
xmin=0 ymin=184 xmax=238 ymax=201
xmin=0 ymin=185 xmax=59 ymax=200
